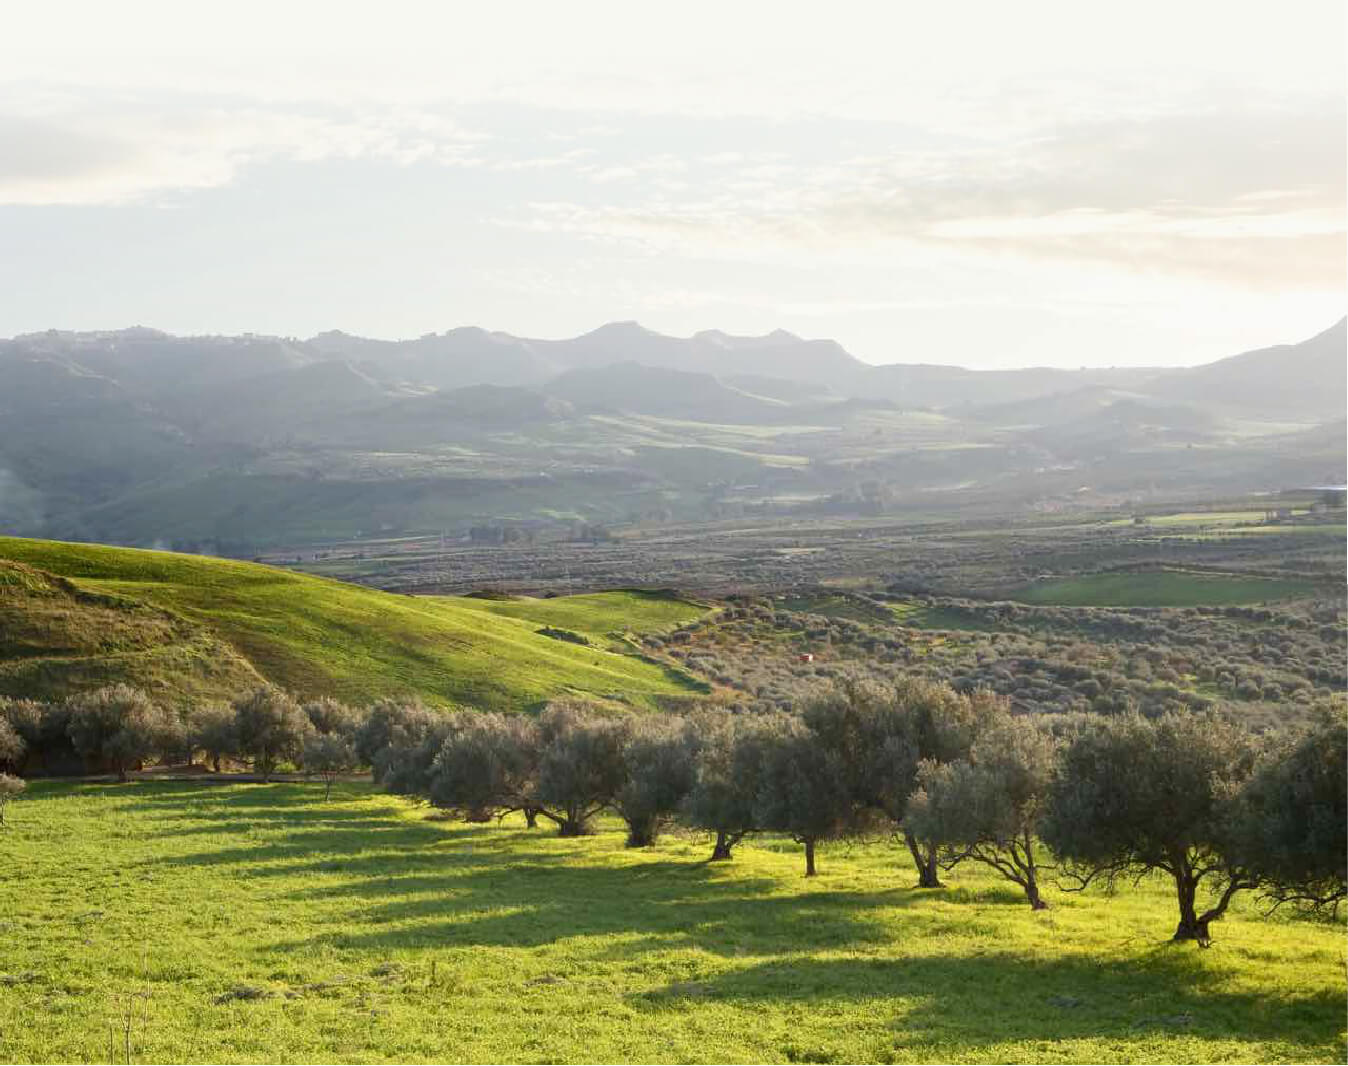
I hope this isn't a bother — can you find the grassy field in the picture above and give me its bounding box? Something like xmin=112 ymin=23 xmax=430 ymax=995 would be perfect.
xmin=0 ymin=782 xmax=1340 ymax=1064
xmin=447 ymin=590 xmax=709 ymax=644
xmin=0 ymin=538 xmax=709 ymax=710
xmin=1008 ymin=570 xmax=1318 ymax=608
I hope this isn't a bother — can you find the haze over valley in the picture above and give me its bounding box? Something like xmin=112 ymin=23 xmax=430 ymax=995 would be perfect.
xmin=2 ymin=316 xmax=1342 ymax=552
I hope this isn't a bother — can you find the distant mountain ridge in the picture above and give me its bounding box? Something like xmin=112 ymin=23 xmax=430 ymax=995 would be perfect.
xmin=7 ymin=318 xmax=1342 ymax=415
xmin=0 ymin=317 xmax=1341 ymax=550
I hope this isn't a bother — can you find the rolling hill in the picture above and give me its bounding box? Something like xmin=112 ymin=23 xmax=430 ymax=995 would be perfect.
xmin=0 ymin=537 xmax=711 ymax=710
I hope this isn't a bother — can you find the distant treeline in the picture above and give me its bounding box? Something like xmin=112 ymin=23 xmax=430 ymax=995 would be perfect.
xmin=1 ymin=681 xmax=1342 ymax=945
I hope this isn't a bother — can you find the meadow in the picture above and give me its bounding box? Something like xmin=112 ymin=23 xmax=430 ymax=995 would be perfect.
xmin=0 ymin=538 xmax=709 ymax=709
xmin=0 ymin=781 xmax=1341 ymax=1064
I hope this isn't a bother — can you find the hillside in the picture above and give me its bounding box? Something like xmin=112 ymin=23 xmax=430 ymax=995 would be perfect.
xmin=1154 ymin=318 xmax=1348 ymax=419
xmin=0 ymin=538 xmax=710 ymax=709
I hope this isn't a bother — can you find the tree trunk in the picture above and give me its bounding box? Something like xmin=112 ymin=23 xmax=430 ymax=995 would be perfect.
xmin=324 ymin=776 xmax=333 ymax=801
xmin=804 ymin=838 xmax=817 ymax=877
xmin=1171 ymin=870 xmax=1208 ymax=944
xmin=710 ymin=830 xmax=734 ymax=862
xmin=558 ymin=818 xmax=589 ymax=837
xmin=1025 ymin=874 xmax=1049 ymax=911
xmin=212 ymin=754 xmax=221 ymax=773
xmin=117 ymin=766 xmax=128 ymax=783
xmin=625 ymin=817 xmax=657 ymax=848
xmin=523 ymin=807 xmax=540 ymax=829
xmin=905 ymin=833 xmax=942 ymax=888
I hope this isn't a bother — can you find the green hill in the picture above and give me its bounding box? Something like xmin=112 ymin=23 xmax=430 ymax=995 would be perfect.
xmin=0 ymin=537 xmax=711 ymax=710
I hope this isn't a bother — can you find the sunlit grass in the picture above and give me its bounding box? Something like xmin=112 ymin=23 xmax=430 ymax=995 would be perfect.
xmin=0 ymin=782 xmax=1341 ymax=1064
xmin=0 ymin=538 xmax=707 ymax=709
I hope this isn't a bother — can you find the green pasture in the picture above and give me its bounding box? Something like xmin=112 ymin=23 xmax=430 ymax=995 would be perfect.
xmin=1008 ymin=571 xmax=1319 ymax=608
xmin=0 ymin=782 xmax=1341 ymax=1064
xmin=0 ymin=538 xmax=707 ymax=710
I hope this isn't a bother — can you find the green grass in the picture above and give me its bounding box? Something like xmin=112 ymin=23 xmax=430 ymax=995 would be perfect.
xmin=0 ymin=538 xmax=710 ymax=710
xmin=0 ymin=782 xmax=1341 ymax=1064
xmin=447 ymin=590 xmax=707 ymax=643
xmin=1008 ymin=571 xmax=1319 ymax=608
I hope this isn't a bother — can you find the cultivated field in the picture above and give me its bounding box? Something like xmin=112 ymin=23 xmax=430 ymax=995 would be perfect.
xmin=1007 ymin=570 xmax=1318 ymax=607
xmin=0 ymin=782 xmax=1342 ymax=1064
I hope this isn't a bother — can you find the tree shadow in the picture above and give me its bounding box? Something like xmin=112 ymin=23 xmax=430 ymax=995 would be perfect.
xmin=637 ymin=952 xmax=1346 ymax=1058
xmin=272 ymin=853 xmax=917 ymax=955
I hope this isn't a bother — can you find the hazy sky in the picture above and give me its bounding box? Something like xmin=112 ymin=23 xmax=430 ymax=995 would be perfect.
xmin=2 ymin=1 xmax=1343 ymax=368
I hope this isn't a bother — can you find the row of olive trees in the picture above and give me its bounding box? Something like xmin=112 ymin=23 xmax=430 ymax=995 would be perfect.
xmin=365 ymin=682 xmax=1345 ymax=944
xmin=0 ymin=686 xmax=369 ymax=794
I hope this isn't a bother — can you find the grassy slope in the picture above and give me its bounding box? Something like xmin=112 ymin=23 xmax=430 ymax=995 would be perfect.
xmin=0 ymin=782 xmax=1342 ymax=1064
xmin=1008 ymin=571 xmax=1318 ymax=608
xmin=0 ymin=538 xmax=708 ymax=710
xmin=451 ymin=590 xmax=709 ymax=642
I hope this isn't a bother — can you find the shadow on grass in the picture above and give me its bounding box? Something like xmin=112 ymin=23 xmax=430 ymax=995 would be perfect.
xmin=111 ymin=780 xmax=1345 ymax=1055
xmin=635 ymin=952 xmax=1347 ymax=1057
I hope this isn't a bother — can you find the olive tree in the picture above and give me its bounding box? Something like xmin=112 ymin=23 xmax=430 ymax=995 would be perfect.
xmin=429 ymin=713 xmax=539 ymax=823
xmin=375 ymin=711 xmax=461 ymax=798
xmin=66 ymin=685 xmax=176 ymax=781
xmin=355 ymin=699 xmax=439 ymax=780
xmin=0 ymin=716 xmax=24 ymax=772
xmin=683 ymin=712 xmax=780 ymax=861
xmin=611 ymin=715 xmax=696 ymax=847
xmin=1226 ymin=706 xmax=1346 ymax=914
xmin=303 ymin=732 xmax=358 ymax=800
xmin=805 ymin=679 xmax=1004 ymax=887
xmin=533 ymin=701 xmax=627 ymax=837
xmin=0 ymin=773 xmax=23 ymax=825
xmin=232 ymin=686 xmax=312 ymax=782
xmin=187 ymin=703 xmax=238 ymax=772
xmin=1 ymin=699 xmax=69 ymax=774
xmin=755 ymin=716 xmax=855 ymax=877
xmin=1041 ymin=712 xmax=1259 ymax=944
xmin=302 ymin=697 xmax=362 ymax=739
xmin=905 ymin=716 xmax=1060 ymax=909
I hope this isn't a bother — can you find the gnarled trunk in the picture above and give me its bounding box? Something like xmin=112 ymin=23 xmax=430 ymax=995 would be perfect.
xmin=1025 ymin=874 xmax=1048 ymax=911
xmin=523 ymin=807 xmax=540 ymax=829
xmin=803 ymin=838 xmax=817 ymax=877
xmin=905 ymin=832 xmax=942 ymax=888
xmin=709 ymin=830 xmax=736 ymax=862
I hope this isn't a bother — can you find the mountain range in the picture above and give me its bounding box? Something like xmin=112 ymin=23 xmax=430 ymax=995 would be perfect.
xmin=0 ymin=318 xmax=1342 ymax=551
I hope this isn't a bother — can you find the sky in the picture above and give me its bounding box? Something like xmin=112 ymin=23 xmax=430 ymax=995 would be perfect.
xmin=1 ymin=1 xmax=1343 ymax=368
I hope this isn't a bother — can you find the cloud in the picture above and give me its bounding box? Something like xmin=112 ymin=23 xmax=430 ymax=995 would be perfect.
xmin=0 ymin=101 xmax=485 ymax=205
xmin=507 ymin=102 xmax=1346 ymax=288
